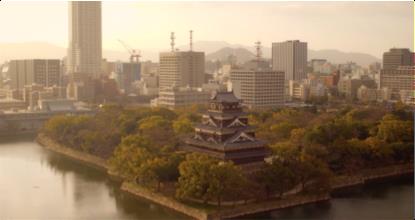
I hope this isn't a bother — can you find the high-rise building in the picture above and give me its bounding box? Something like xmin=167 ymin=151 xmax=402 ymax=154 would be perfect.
xmin=382 ymin=48 xmax=414 ymax=70
xmin=272 ymin=40 xmax=308 ymax=81
xmin=230 ymin=69 xmax=285 ymax=109
xmin=380 ymin=66 xmax=414 ymax=99
xmin=159 ymin=51 xmax=205 ymax=89
xmin=67 ymin=1 xmax=102 ymax=79
xmin=8 ymin=59 xmax=61 ymax=90
xmin=112 ymin=62 xmax=141 ymax=93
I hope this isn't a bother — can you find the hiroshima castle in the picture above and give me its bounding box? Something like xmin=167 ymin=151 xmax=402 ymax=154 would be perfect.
xmin=184 ymin=91 xmax=270 ymax=167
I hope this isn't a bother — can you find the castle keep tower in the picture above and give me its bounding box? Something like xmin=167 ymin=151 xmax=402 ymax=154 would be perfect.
xmin=184 ymin=91 xmax=270 ymax=166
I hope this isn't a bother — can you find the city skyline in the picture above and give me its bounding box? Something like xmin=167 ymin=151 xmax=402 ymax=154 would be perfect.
xmin=0 ymin=1 xmax=412 ymax=58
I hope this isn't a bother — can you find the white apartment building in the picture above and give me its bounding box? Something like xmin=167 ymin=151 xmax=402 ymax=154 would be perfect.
xmin=152 ymin=86 xmax=210 ymax=108
xmin=230 ymin=69 xmax=285 ymax=109
xmin=159 ymin=51 xmax=205 ymax=89
xmin=357 ymin=85 xmax=391 ymax=103
xmin=380 ymin=66 xmax=414 ymax=100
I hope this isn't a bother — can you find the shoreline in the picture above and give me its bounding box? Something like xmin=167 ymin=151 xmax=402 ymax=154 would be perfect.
xmin=36 ymin=133 xmax=109 ymax=172
xmin=331 ymin=163 xmax=414 ymax=192
xmin=36 ymin=134 xmax=414 ymax=220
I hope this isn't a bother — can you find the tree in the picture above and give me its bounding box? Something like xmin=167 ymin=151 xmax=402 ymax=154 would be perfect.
xmin=138 ymin=153 xmax=184 ymax=191
xmin=176 ymin=153 xmax=217 ymax=203
xmin=172 ymin=117 xmax=193 ymax=136
xmin=257 ymin=159 xmax=296 ymax=199
xmin=327 ymin=138 xmax=366 ymax=174
xmin=377 ymin=114 xmax=413 ymax=143
xmin=176 ymin=154 xmax=247 ymax=206
xmin=138 ymin=116 xmax=176 ymax=149
xmin=289 ymin=128 xmax=307 ymax=146
xmin=269 ymin=121 xmax=298 ymax=141
xmin=206 ymin=162 xmax=247 ymax=207
xmin=109 ymin=135 xmax=153 ymax=180
xmin=389 ymin=142 xmax=414 ymax=162
xmin=364 ymin=136 xmax=394 ymax=166
xmin=296 ymin=154 xmax=332 ymax=193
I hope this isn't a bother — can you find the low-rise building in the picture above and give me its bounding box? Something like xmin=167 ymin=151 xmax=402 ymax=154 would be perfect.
xmin=357 ymin=85 xmax=390 ymax=103
xmin=111 ymin=61 xmax=141 ymax=93
xmin=37 ymin=99 xmax=76 ymax=112
xmin=337 ymin=76 xmax=377 ymax=101
xmin=0 ymin=99 xmax=26 ymax=110
xmin=134 ymin=73 xmax=159 ymax=96
xmin=66 ymin=80 xmax=95 ymax=102
xmin=310 ymin=59 xmax=335 ymax=74
xmin=399 ymin=90 xmax=415 ymax=106
xmin=152 ymin=86 xmax=210 ymax=108
xmin=289 ymin=80 xmax=309 ymax=101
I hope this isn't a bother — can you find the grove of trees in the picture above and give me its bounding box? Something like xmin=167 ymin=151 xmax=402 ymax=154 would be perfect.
xmin=42 ymin=102 xmax=414 ymax=205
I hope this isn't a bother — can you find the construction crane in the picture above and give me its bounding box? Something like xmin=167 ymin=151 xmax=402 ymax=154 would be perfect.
xmin=118 ymin=39 xmax=141 ymax=63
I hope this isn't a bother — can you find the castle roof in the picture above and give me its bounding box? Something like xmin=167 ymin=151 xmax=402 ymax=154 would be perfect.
xmin=211 ymin=91 xmax=240 ymax=103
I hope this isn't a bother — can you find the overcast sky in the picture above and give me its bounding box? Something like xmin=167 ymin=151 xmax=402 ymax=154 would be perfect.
xmin=0 ymin=1 xmax=413 ymax=57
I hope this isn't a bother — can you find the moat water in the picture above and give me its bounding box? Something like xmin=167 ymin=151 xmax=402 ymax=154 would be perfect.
xmin=0 ymin=135 xmax=413 ymax=219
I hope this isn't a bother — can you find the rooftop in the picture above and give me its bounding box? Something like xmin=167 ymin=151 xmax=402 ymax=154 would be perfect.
xmin=211 ymin=91 xmax=240 ymax=103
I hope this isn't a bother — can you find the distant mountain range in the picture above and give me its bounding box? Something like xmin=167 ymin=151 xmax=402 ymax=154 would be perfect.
xmin=197 ymin=42 xmax=381 ymax=66
xmin=0 ymin=41 xmax=381 ymax=67
xmin=0 ymin=42 xmax=152 ymax=64
xmin=206 ymin=47 xmax=256 ymax=64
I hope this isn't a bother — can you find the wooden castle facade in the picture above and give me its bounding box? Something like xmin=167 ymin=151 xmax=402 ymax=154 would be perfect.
xmin=183 ymin=91 xmax=270 ymax=166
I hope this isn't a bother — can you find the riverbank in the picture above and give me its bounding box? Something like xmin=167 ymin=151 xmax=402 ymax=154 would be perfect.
xmin=121 ymin=181 xmax=330 ymax=220
xmin=331 ymin=163 xmax=414 ymax=191
xmin=0 ymin=130 xmax=37 ymax=137
xmin=36 ymin=133 xmax=108 ymax=172
xmin=36 ymin=134 xmax=414 ymax=220
xmin=122 ymin=182 xmax=210 ymax=220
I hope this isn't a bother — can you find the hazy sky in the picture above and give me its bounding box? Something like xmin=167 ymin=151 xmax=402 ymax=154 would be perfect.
xmin=0 ymin=1 xmax=413 ymax=57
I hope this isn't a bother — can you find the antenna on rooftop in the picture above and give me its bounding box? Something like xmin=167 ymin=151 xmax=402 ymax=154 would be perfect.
xmin=255 ymin=41 xmax=262 ymax=61
xmin=189 ymin=30 xmax=193 ymax=51
xmin=170 ymin=32 xmax=175 ymax=52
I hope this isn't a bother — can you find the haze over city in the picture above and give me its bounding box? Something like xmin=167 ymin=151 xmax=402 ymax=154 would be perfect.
xmin=0 ymin=1 xmax=413 ymax=220
xmin=0 ymin=1 xmax=413 ymax=58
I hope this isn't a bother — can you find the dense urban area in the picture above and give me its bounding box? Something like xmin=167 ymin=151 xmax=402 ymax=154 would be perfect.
xmin=0 ymin=2 xmax=413 ymax=219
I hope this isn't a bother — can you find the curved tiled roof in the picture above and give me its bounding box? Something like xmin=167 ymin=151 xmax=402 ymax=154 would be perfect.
xmin=211 ymin=91 xmax=240 ymax=103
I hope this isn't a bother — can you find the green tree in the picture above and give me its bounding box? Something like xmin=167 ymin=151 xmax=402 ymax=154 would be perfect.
xmin=257 ymin=159 xmax=296 ymax=199
xmin=138 ymin=153 xmax=184 ymax=191
xmin=176 ymin=153 xmax=216 ymax=203
xmin=364 ymin=136 xmax=394 ymax=166
xmin=172 ymin=117 xmax=193 ymax=136
xmin=269 ymin=122 xmax=298 ymax=141
xmin=296 ymin=154 xmax=332 ymax=193
xmin=176 ymin=154 xmax=247 ymax=206
xmin=377 ymin=114 xmax=413 ymax=143
xmin=109 ymin=135 xmax=153 ymax=180
xmin=206 ymin=162 xmax=247 ymax=207
xmin=138 ymin=116 xmax=176 ymax=149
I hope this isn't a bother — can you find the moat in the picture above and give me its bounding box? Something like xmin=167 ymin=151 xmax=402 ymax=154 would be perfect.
xmin=0 ymin=135 xmax=413 ymax=219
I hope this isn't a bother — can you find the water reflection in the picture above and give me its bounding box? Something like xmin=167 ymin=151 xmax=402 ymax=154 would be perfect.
xmin=0 ymin=136 xmax=412 ymax=220
xmin=244 ymin=177 xmax=413 ymax=220
xmin=0 ymin=135 xmax=187 ymax=220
